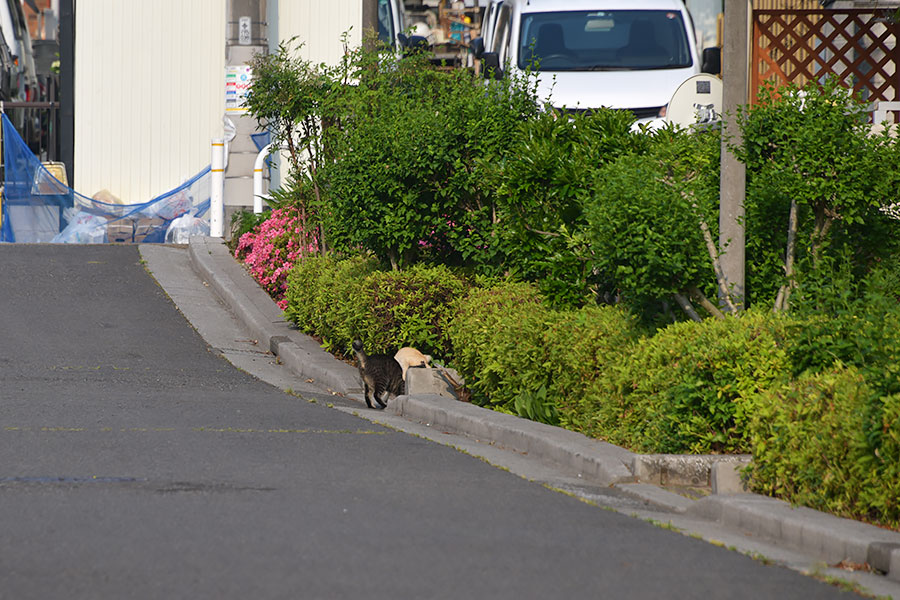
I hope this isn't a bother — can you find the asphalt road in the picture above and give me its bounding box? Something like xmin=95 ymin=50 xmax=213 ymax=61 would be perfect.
xmin=0 ymin=244 xmax=857 ymax=599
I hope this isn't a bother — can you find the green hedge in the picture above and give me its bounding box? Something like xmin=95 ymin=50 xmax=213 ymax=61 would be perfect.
xmin=279 ymin=255 xmax=900 ymax=527
xmin=283 ymin=255 xmax=468 ymax=357
xmin=746 ymin=365 xmax=900 ymax=529
xmin=283 ymin=254 xmax=379 ymax=354
xmin=584 ymin=309 xmax=793 ymax=454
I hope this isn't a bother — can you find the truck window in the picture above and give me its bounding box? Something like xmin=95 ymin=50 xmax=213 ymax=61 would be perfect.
xmin=519 ymin=10 xmax=693 ymax=71
xmin=378 ymin=0 xmax=396 ymax=46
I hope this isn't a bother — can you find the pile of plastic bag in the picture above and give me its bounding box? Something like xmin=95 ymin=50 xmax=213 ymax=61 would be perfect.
xmin=1 ymin=113 xmax=211 ymax=244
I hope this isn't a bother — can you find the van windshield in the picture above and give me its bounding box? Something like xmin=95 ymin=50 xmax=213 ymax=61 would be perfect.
xmin=518 ymin=10 xmax=693 ymax=71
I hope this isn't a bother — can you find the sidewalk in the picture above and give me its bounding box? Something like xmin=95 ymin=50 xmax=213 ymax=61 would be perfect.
xmin=186 ymin=235 xmax=900 ymax=585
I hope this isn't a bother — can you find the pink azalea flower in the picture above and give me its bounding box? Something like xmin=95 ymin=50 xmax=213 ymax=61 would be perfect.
xmin=233 ymin=206 xmax=320 ymax=305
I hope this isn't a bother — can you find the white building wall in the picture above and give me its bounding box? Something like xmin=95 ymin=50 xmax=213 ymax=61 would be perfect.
xmin=276 ymin=0 xmax=362 ymax=66
xmin=74 ymin=0 xmax=225 ymax=203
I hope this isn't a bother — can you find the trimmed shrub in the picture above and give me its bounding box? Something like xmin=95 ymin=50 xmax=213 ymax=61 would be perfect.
xmin=283 ymin=254 xmax=379 ymax=354
xmin=857 ymin=392 xmax=900 ymax=528
xmin=541 ymin=306 xmax=643 ymax=432
xmin=284 ymin=256 xmax=468 ymax=357
xmin=444 ymin=281 xmax=545 ymax=416
xmin=785 ymin=258 xmax=900 ymax=397
xmin=349 ymin=264 xmax=470 ymax=357
xmin=586 ymin=309 xmax=793 ymax=454
xmin=745 ymin=364 xmax=899 ymax=529
xmin=445 ymin=281 xmax=640 ymax=425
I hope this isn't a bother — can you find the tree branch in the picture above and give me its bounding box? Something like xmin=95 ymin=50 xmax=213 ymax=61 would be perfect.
xmin=673 ymin=292 xmax=703 ymax=322
xmin=659 ymin=177 xmax=738 ymax=313
xmin=688 ymin=286 xmax=726 ymax=320
xmin=774 ymin=197 xmax=799 ymax=312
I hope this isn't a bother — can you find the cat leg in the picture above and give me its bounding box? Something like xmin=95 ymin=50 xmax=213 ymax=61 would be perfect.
xmin=363 ymin=381 xmax=375 ymax=409
xmin=373 ymin=385 xmax=388 ymax=409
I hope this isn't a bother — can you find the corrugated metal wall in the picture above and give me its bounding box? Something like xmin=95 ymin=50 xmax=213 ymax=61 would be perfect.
xmin=74 ymin=0 xmax=225 ymax=203
xmin=277 ymin=0 xmax=362 ymax=66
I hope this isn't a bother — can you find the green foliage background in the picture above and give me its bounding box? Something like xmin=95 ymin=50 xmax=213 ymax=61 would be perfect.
xmin=239 ymin=39 xmax=900 ymax=528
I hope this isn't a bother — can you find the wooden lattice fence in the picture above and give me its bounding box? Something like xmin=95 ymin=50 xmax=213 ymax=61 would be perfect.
xmin=752 ymin=8 xmax=900 ymax=117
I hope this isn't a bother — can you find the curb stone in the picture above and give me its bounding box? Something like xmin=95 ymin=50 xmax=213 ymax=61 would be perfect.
xmin=188 ymin=236 xmax=361 ymax=396
xmin=389 ymin=394 xmax=634 ymax=486
xmin=188 ymin=236 xmax=900 ymax=582
xmin=688 ymin=494 xmax=900 ymax=579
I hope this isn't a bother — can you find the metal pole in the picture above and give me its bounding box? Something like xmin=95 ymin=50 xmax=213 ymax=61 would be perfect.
xmin=718 ymin=0 xmax=750 ymax=311
xmin=252 ymin=142 xmax=273 ymax=214
xmin=211 ymin=138 xmax=225 ymax=237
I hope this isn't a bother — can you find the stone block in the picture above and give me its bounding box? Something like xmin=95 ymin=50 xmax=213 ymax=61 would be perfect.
xmin=406 ymin=367 xmax=463 ymax=399
xmin=711 ymin=459 xmax=751 ymax=494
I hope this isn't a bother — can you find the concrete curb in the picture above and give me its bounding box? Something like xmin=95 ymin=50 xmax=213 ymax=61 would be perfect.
xmin=689 ymin=494 xmax=900 ymax=581
xmin=189 ymin=236 xmax=900 ymax=581
xmin=188 ymin=236 xmax=360 ymax=396
xmin=390 ymin=394 xmax=634 ymax=486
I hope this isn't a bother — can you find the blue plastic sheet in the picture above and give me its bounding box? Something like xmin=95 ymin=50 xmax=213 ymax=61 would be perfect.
xmin=1 ymin=113 xmax=211 ymax=243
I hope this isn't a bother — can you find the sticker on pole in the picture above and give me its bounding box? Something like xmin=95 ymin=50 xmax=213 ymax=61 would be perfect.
xmin=225 ymin=65 xmax=253 ymax=113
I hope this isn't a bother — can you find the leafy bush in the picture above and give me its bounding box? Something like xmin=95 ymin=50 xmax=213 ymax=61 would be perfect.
xmin=737 ymin=78 xmax=900 ymax=308
xmin=283 ymin=254 xmax=379 ymax=353
xmin=348 ymin=264 xmax=470 ymax=356
xmin=858 ymin=392 xmax=900 ymax=528
xmin=745 ymin=365 xmax=900 ymax=528
xmin=284 ymin=255 xmax=468 ymax=357
xmin=586 ymin=309 xmax=793 ymax=454
xmin=444 ymin=281 xmax=547 ymax=416
xmin=584 ymin=126 xmax=722 ymax=323
xmin=320 ymin=46 xmax=538 ymax=271
xmin=785 ymin=257 xmax=900 ymax=397
xmin=489 ymin=107 xmax=646 ymax=306
xmin=445 ymin=281 xmax=640 ymax=425
xmin=539 ymin=305 xmax=643 ymax=431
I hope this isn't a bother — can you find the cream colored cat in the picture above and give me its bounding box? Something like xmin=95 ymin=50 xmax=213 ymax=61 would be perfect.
xmin=394 ymin=347 xmax=432 ymax=381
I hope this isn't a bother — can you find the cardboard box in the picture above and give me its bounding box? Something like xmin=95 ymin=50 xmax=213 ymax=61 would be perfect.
xmin=107 ymin=219 xmax=133 ymax=243
xmin=133 ymin=218 xmax=167 ymax=243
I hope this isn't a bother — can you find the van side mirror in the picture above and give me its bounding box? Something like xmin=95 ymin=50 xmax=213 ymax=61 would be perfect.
xmin=482 ymin=52 xmax=504 ymax=80
xmin=701 ymin=47 xmax=721 ymax=75
xmin=470 ymin=37 xmax=485 ymax=59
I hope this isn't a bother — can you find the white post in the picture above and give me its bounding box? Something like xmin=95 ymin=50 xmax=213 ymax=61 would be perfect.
xmin=253 ymin=142 xmax=273 ymax=214
xmin=210 ymin=138 xmax=225 ymax=238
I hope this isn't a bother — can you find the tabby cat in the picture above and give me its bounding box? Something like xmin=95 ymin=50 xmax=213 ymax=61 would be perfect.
xmin=352 ymin=339 xmax=404 ymax=409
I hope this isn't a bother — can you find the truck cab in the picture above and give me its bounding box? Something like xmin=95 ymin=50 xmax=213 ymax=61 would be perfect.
xmin=472 ymin=0 xmax=719 ymax=127
xmin=378 ymin=0 xmax=408 ymax=48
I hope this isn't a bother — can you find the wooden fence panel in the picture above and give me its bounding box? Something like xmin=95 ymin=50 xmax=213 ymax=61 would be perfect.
xmin=752 ymin=9 xmax=899 ymax=111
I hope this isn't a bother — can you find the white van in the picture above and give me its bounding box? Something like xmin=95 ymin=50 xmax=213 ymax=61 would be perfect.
xmin=471 ymin=0 xmax=720 ymax=127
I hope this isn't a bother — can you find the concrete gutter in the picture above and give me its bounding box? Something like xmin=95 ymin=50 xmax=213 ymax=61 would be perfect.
xmin=188 ymin=236 xmax=900 ymax=582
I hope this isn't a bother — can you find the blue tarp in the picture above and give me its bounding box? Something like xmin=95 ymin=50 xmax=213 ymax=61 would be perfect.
xmin=1 ymin=113 xmax=211 ymax=243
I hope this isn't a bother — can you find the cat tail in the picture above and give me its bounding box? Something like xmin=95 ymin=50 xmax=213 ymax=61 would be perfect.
xmin=352 ymin=339 xmax=367 ymax=368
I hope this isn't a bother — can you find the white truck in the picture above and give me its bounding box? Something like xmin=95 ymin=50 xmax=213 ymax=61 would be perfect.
xmin=471 ymin=0 xmax=721 ymax=127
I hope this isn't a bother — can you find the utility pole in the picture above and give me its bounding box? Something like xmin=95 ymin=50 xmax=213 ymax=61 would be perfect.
xmin=718 ymin=0 xmax=751 ymax=311
xmin=59 ymin=0 xmax=74 ymax=185
xmin=362 ymin=0 xmax=378 ymax=50
xmin=223 ymin=0 xmax=267 ymax=230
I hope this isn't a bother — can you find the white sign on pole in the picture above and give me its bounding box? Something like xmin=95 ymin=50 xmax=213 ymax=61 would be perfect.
xmin=239 ymin=16 xmax=252 ymax=45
